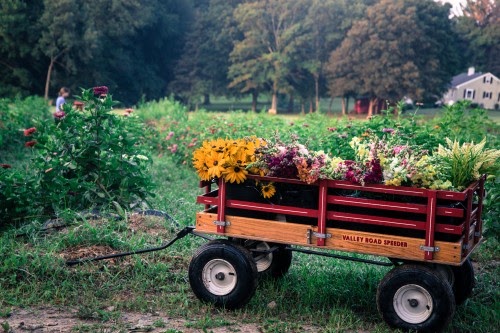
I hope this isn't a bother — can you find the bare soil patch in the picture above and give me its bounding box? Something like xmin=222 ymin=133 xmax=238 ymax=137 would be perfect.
xmin=1 ymin=307 xmax=322 ymax=332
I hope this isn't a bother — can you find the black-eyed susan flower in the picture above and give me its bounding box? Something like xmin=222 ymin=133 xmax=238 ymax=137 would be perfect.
xmin=206 ymin=151 xmax=226 ymax=178
xmin=222 ymin=159 xmax=248 ymax=184
xmin=261 ymin=182 xmax=276 ymax=198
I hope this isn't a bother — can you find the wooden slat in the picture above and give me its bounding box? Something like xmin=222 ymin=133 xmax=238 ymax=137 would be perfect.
xmin=324 ymin=228 xmax=463 ymax=265
xmin=196 ymin=212 xmax=316 ymax=246
xmin=326 ymin=180 xmax=429 ymax=197
xmin=327 ymin=211 xmax=424 ymax=230
xmin=227 ymin=200 xmax=319 ymax=218
xmin=195 ymin=212 xmax=464 ymax=265
xmin=328 ymin=195 xmax=426 ymax=214
xmin=436 ymin=206 xmax=464 ymax=218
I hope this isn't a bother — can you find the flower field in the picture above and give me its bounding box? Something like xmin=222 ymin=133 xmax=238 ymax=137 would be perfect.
xmin=0 ymin=95 xmax=499 ymax=332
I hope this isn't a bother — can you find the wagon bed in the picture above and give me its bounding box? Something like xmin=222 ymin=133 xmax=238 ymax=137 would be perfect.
xmin=195 ymin=174 xmax=485 ymax=265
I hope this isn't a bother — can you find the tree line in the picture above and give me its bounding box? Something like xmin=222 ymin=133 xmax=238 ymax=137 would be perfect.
xmin=1 ymin=0 xmax=498 ymax=111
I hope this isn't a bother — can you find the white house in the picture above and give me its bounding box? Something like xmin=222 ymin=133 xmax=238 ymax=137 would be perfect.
xmin=442 ymin=67 xmax=500 ymax=110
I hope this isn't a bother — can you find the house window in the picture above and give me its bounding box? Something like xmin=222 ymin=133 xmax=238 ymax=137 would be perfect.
xmin=484 ymin=76 xmax=492 ymax=84
xmin=464 ymin=89 xmax=475 ymax=100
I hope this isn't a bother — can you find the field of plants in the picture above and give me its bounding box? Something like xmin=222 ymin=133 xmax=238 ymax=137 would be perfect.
xmin=0 ymin=93 xmax=499 ymax=332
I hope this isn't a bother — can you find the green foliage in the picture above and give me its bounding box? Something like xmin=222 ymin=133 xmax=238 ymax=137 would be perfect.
xmin=327 ymin=0 xmax=460 ymax=106
xmin=0 ymin=89 xmax=155 ymax=227
xmin=1 ymin=1 xmax=194 ymax=104
xmin=0 ymin=96 xmax=51 ymax=151
xmin=32 ymin=88 xmax=155 ymax=215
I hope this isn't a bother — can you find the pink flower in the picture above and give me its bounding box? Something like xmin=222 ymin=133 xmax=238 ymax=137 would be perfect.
xmin=93 ymin=86 xmax=108 ymax=96
xmin=393 ymin=146 xmax=404 ymax=155
xmin=382 ymin=128 xmax=395 ymax=134
xmin=25 ymin=140 xmax=37 ymax=147
xmin=188 ymin=142 xmax=196 ymax=147
xmin=170 ymin=144 xmax=178 ymax=153
xmin=125 ymin=108 xmax=134 ymax=114
xmin=165 ymin=131 xmax=174 ymax=140
xmin=23 ymin=127 xmax=36 ymax=136
xmin=53 ymin=111 xmax=66 ymax=119
xmin=327 ymin=127 xmax=337 ymax=132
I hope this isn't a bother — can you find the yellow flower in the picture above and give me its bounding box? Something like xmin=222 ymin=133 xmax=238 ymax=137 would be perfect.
xmin=206 ymin=151 xmax=225 ymax=178
xmin=261 ymin=182 xmax=276 ymax=198
xmin=222 ymin=164 xmax=248 ymax=184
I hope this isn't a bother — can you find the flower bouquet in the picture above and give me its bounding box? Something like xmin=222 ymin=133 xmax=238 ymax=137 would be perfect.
xmin=192 ymin=133 xmax=499 ymax=196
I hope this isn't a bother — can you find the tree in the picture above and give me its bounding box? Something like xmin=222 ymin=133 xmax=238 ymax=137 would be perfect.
xmin=229 ymin=0 xmax=307 ymax=113
xmin=298 ymin=0 xmax=353 ymax=112
xmin=0 ymin=0 xmax=45 ymax=97
xmin=456 ymin=0 xmax=500 ymax=75
xmin=39 ymin=0 xmax=83 ymax=100
xmin=170 ymin=0 xmax=242 ymax=106
xmin=327 ymin=0 xmax=460 ymax=117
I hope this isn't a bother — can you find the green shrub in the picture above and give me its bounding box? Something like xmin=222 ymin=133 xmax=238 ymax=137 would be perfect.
xmin=0 ymin=96 xmax=51 ymax=153
xmin=0 ymin=88 xmax=155 ymax=227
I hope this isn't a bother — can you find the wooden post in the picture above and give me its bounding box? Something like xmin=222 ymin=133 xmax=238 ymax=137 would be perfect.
xmin=462 ymin=188 xmax=474 ymax=257
xmin=424 ymin=190 xmax=437 ymax=260
xmin=474 ymin=175 xmax=486 ymax=244
xmin=317 ymin=180 xmax=328 ymax=246
xmin=217 ymin=179 xmax=227 ymax=233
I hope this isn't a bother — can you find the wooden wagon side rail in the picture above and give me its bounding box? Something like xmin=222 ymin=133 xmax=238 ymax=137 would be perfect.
xmin=196 ymin=174 xmax=485 ymax=263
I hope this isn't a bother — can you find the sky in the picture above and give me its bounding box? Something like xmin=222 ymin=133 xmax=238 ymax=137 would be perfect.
xmin=436 ymin=0 xmax=466 ymax=16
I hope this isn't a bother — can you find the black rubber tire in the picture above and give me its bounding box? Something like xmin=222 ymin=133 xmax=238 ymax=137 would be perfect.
xmin=377 ymin=264 xmax=456 ymax=333
xmin=452 ymin=258 xmax=475 ymax=305
xmin=230 ymin=239 xmax=292 ymax=278
xmin=188 ymin=239 xmax=258 ymax=309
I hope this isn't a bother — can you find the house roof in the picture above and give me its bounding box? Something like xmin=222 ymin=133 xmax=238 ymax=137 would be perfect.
xmin=450 ymin=72 xmax=484 ymax=87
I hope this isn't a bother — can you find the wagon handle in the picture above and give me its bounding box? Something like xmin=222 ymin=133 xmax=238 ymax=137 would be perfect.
xmin=66 ymin=226 xmax=197 ymax=266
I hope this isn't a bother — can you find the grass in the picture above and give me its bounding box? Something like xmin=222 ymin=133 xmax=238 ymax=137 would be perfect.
xmin=1 ymin=154 xmax=498 ymax=332
xmin=1 ymin=98 xmax=499 ymax=332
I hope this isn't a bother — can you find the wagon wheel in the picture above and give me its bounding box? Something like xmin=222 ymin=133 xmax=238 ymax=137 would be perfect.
xmin=377 ymin=264 xmax=455 ymax=332
xmin=230 ymin=239 xmax=292 ymax=278
xmin=451 ymin=258 xmax=475 ymax=305
xmin=188 ymin=239 xmax=258 ymax=309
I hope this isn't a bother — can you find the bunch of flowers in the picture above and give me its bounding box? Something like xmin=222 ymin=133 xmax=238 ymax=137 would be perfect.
xmin=192 ymin=137 xmax=264 ymax=184
xmin=253 ymin=135 xmax=328 ymax=184
xmin=436 ymin=138 xmax=500 ymax=190
xmin=192 ymin=131 xmax=499 ymax=192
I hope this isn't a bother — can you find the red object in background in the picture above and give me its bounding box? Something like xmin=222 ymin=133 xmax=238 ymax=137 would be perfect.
xmin=73 ymin=101 xmax=84 ymax=110
xmin=354 ymin=98 xmax=388 ymax=114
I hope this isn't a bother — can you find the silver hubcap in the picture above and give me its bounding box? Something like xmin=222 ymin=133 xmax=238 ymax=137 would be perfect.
xmin=202 ymin=259 xmax=237 ymax=296
xmin=252 ymin=242 xmax=273 ymax=272
xmin=393 ymin=284 xmax=433 ymax=324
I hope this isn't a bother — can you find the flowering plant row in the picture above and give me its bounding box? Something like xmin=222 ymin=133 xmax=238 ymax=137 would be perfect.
xmin=192 ymin=133 xmax=500 ymax=193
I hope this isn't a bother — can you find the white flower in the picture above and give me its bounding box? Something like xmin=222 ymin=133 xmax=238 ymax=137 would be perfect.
xmin=135 ymin=155 xmax=149 ymax=161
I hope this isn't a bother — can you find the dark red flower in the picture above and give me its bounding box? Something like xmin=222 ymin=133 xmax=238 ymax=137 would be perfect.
xmin=93 ymin=86 xmax=108 ymax=96
xmin=1 ymin=164 xmax=12 ymax=169
xmin=53 ymin=111 xmax=66 ymax=119
xmin=25 ymin=140 xmax=37 ymax=147
xmin=23 ymin=127 xmax=37 ymax=136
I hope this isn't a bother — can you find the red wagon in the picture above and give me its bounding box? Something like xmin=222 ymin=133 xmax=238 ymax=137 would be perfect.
xmin=189 ymin=174 xmax=486 ymax=332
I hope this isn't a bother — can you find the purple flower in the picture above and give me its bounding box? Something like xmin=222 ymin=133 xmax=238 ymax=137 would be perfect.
xmin=93 ymin=86 xmax=108 ymax=96
xmin=165 ymin=131 xmax=174 ymax=140
xmin=382 ymin=128 xmax=395 ymax=134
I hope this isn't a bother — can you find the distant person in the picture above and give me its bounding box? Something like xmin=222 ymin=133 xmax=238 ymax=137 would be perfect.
xmin=55 ymin=87 xmax=70 ymax=112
